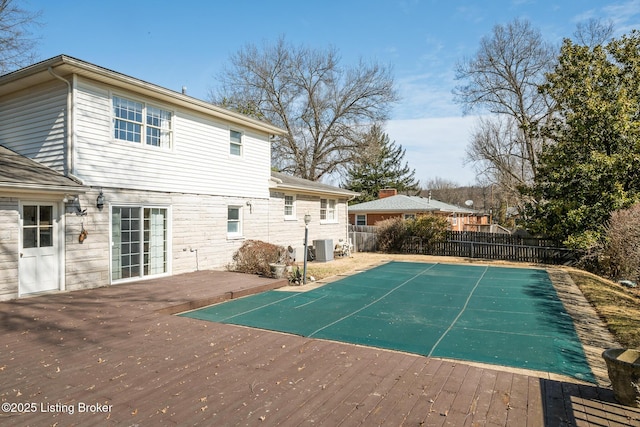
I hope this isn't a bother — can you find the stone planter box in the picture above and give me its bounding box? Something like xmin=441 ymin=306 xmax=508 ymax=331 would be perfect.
xmin=602 ymin=348 xmax=640 ymax=407
xmin=269 ymin=263 xmax=286 ymax=279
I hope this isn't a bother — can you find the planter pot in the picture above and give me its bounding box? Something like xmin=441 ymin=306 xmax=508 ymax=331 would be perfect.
xmin=602 ymin=348 xmax=640 ymax=407
xmin=269 ymin=263 xmax=286 ymax=279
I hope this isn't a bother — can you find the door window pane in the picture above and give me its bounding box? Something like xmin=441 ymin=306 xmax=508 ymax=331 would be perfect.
xmin=40 ymin=228 xmax=53 ymax=247
xmin=23 ymin=228 xmax=37 ymax=248
xmin=39 ymin=206 xmax=52 ymax=226
xmin=23 ymin=205 xmax=37 ymax=226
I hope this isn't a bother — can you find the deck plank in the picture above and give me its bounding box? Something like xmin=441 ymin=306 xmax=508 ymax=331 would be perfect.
xmin=1 ymin=269 xmax=638 ymax=426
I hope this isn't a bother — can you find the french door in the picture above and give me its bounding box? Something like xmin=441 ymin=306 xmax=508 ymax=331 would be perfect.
xmin=111 ymin=207 xmax=168 ymax=281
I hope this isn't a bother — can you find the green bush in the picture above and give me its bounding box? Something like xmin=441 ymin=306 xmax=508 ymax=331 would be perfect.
xmin=408 ymin=215 xmax=449 ymax=249
xmin=376 ymin=214 xmax=449 ymax=253
xmin=227 ymin=240 xmax=288 ymax=276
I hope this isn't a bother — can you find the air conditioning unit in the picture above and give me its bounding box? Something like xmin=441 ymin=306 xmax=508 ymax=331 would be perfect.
xmin=313 ymin=239 xmax=334 ymax=262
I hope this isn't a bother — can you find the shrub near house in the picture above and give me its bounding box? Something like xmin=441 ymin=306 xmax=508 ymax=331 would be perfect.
xmin=228 ymin=240 xmax=288 ymax=277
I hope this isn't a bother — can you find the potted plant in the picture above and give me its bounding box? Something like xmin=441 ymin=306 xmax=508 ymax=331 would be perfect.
xmin=269 ymin=246 xmax=288 ymax=279
xmin=602 ymin=348 xmax=640 ymax=407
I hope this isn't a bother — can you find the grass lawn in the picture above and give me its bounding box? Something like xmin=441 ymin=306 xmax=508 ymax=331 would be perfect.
xmin=569 ymin=269 xmax=640 ymax=349
xmin=300 ymin=252 xmax=640 ymax=350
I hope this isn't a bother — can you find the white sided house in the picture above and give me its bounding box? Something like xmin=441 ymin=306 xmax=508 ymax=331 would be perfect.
xmin=0 ymin=55 xmax=356 ymax=301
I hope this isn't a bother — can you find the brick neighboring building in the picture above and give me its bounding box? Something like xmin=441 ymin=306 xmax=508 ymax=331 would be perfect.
xmin=348 ymin=189 xmax=489 ymax=231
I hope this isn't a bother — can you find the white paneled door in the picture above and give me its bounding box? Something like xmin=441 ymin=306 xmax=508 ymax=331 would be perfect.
xmin=19 ymin=203 xmax=59 ymax=295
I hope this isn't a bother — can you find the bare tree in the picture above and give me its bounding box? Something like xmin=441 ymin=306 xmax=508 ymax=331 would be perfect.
xmin=574 ymin=18 xmax=614 ymax=48
xmin=0 ymin=0 xmax=41 ymax=73
xmin=453 ymin=19 xmax=556 ymax=192
xmin=212 ymin=37 xmax=399 ymax=181
xmin=465 ymin=115 xmax=533 ymax=194
xmin=422 ymin=177 xmax=460 ymax=204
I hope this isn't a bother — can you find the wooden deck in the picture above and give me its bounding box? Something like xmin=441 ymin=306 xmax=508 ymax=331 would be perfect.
xmin=1 ymin=269 xmax=639 ymax=426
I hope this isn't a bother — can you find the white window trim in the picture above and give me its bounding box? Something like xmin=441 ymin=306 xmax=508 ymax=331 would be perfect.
xmin=112 ymin=93 xmax=174 ymax=150
xmin=356 ymin=214 xmax=366 ymax=226
xmin=229 ymin=129 xmax=243 ymax=157
xmin=227 ymin=205 xmax=243 ymax=239
xmin=320 ymin=198 xmax=338 ymax=224
xmin=109 ymin=204 xmax=172 ymax=284
xmin=284 ymin=194 xmax=296 ymax=221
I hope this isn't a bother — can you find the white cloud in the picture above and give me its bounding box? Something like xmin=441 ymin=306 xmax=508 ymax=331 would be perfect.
xmin=386 ymin=116 xmax=480 ymax=186
xmin=393 ymin=71 xmax=462 ymax=119
xmin=603 ymin=0 xmax=640 ymax=35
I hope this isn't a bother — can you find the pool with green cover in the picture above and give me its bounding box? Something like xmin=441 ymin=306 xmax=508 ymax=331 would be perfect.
xmin=179 ymin=261 xmax=595 ymax=383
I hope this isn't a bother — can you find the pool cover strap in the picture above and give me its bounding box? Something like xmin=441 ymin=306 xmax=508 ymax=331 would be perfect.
xmin=181 ymin=261 xmax=595 ymax=383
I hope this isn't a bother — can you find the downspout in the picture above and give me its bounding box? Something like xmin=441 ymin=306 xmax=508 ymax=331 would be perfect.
xmin=269 ymin=175 xmax=283 ymax=244
xmin=346 ymin=193 xmax=357 ymax=251
xmin=48 ymin=67 xmax=82 ymax=183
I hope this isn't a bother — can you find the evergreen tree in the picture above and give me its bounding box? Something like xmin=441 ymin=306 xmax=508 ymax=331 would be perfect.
xmin=524 ymin=31 xmax=640 ymax=248
xmin=345 ymin=124 xmax=419 ymax=203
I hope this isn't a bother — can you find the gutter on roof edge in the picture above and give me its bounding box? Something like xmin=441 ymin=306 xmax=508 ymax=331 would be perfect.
xmin=55 ymin=56 xmax=286 ymax=137
xmin=0 ymin=183 xmax=87 ymax=193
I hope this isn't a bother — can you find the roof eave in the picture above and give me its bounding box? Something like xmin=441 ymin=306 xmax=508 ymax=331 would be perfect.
xmin=0 ymin=182 xmax=88 ymax=194
xmin=348 ymin=208 xmax=439 ymax=213
xmin=276 ymin=182 xmax=359 ymax=199
xmin=0 ymin=55 xmax=287 ymax=136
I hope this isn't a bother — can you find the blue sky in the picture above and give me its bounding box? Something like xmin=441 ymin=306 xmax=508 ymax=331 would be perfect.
xmin=23 ymin=0 xmax=640 ymax=186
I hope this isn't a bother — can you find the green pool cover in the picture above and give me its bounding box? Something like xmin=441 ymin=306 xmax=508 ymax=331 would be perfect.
xmin=180 ymin=261 xmax=595 ymax=383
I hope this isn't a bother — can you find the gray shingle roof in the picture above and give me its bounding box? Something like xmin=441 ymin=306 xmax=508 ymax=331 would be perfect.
xmin=0 ymin=145 xmax=85 ymax=192
xmin=271 ymin=171 xmax=358 ymax=198
xmin=348 ymin=194 xmax=477 ymax=214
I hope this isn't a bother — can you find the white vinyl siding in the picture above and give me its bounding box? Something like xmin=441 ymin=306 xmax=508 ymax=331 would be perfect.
xmin=0 ymin=82 xmax=68 ymax=172
xmin=72 ymin=78 xmax=271 ymax=198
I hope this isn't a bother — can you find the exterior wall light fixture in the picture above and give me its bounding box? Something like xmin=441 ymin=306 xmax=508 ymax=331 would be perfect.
xmin=96 ymin=189 xmax=105 ymax=210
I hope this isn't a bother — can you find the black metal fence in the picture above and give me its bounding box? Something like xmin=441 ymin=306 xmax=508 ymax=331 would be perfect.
xmin=348 ymin=226 xmax=576 ymax=265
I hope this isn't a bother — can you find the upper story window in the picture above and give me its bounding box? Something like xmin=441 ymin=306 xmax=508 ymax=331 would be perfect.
xmin=230 ymin=130 xmax=242 ymax=156
xmin=320 ymin=198 xmax=336 ymax=222
xmin=284 ymin=195 xmax=295 ymax=220
xmin=113 ymin=96 xmax=173 ymax=149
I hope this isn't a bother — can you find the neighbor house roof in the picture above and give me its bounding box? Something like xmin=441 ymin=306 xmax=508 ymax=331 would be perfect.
xmin=348 ymin=194 xmax=478 ymax=214
xmin=270 ymin=171 xmax=359 ymax=199
xmin=0 ymin=145 xmax=86 ymax=193
xmin=0 ymin=55 xmax=286 ymax=137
